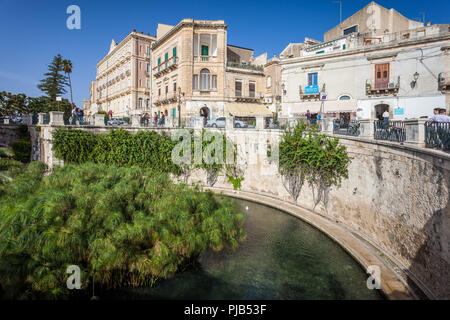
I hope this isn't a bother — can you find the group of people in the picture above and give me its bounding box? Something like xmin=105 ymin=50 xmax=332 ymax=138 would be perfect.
xmin=429 ymin=108 xmax=450 ymax=123
xmin=141 ymin=112 xmax=166 ymax=127
xmin=305 ymin=110 xmax=322 ymax=125
xmin=70 ymin=106 xmax=84 ymax=125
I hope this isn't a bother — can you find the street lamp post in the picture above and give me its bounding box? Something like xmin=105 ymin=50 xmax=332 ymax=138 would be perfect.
xmin=177 ymin=87 xmax=184 ymax=127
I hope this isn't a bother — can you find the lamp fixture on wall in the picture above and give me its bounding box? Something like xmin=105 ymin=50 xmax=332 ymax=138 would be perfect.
xmin=281 ymin=83 xmax=286 ymax=95
xmin=410 ymin=72 xmax=420 ymax=89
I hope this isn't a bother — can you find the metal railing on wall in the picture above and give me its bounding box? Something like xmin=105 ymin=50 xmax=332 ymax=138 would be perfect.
xmin=333 ymin=120 xmax=360 ymax=136
xmin=374 ymin=120 xmax=406 ymax=142
xmin=425 ymin=121 xmax=450 ymax=151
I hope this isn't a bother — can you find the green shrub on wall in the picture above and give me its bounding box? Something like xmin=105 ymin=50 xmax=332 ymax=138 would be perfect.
xmin=9 ymin=139 xmax=31 ymax=163
xmin=278 ymin=122 xmax=351 ymax=206
xmin=52 ymin=128 xmax=180 ymax=174
xmin=52 ymin=129 xmax=97 ymax=163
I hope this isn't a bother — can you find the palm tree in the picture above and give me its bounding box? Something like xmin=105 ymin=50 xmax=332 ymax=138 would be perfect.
xmin=62 ymin=59 xmax=73 ymax=104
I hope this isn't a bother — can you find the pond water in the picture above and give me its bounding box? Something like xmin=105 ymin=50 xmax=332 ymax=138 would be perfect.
xmin=104 ymin=198 xmax=384 ymax=300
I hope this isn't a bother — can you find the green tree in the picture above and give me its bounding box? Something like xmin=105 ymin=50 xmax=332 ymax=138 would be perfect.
xmin=62 ymin=59 xmax=73 ymax=104
xmin=0 ymin=91 xmax=27 ymax=117
xmin=37 ymin=54 xmax=69 ymax=101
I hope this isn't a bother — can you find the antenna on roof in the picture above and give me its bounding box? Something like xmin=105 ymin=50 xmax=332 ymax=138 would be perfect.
xmin=419 ymin=12 xmax=425 ymax=23
xmin=333 ymin=0 xmax=343 ymax=24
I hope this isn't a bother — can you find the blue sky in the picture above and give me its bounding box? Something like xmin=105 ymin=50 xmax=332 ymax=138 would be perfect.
xmin=0 ymin=0 xmax=449 ymax=107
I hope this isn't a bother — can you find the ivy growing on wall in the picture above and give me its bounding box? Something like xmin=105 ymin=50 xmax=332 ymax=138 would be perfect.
xmin=52 ymin=128 xmax=180 ymax=174
xmin=278 ymin=122 xmax=351 ymax=209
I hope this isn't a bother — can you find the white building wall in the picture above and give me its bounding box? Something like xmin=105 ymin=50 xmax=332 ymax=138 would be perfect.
xmin=281 ymin=37 xmax=448 ymax=120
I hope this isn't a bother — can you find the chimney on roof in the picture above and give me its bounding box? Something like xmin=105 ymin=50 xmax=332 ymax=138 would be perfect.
xmin=426 ymin=21 xmax=432 ymax=26
xmin=132 ymin=29 xmax=136 ymax=32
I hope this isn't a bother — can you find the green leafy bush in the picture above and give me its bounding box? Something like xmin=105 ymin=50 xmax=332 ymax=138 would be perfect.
xmin=9 ymin=139 xmax=31 ymax=163
xmin=0 ymin=147 xmax=23 ymax=184
xmin=52 ymin=128 xmax=180 ymax=174
xmin=279 ymin=122 xmax=351 ymax=204
xmin=96 ymin=111 xmax=109 ymax=121
xmin=0 ymin=162 xmax=246 ymax=299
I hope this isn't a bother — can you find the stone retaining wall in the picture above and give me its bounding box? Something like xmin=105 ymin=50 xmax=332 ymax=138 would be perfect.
xmin=32 ymin=125 xmax=450 ymax=299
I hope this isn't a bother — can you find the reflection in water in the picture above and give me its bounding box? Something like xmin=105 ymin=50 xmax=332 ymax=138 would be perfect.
xmin=103 ymin=198 xmax=384 ymax=300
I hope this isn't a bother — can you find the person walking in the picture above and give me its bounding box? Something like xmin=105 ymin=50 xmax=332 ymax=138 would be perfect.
xmin=382 ymin=109 xmax=390 ymax=127
xmin=78 ymin=108 xmax=84 ymax=125
xmin=430 ymin=108 xmax=450 ymax=123
xmin=158 ymin=113 xmax=166 ymax=127
xmin=305 ymin=110 xmax=311 ymax=125
xmin=71 ymin=106 xmax=77 ymax=125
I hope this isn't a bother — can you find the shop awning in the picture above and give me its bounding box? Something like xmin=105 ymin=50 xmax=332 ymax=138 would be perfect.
xmin=226 ymin=103 xmax=273 ymax=117
xmin=289 ymin=99 xmax=357 ymax=115
xmin=322 ymin=100 xmax=357 ymax=113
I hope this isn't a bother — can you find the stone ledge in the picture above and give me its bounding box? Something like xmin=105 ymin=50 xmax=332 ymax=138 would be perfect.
xmin=205 ymin=186 xmax=420 ymax=300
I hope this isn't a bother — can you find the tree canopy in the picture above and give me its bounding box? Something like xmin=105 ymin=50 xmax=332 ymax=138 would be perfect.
xmin=37 ymin=54 xmax=69 ymax=100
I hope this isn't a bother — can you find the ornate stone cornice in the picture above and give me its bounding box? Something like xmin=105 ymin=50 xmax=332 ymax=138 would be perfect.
xmin=152 ymin=20 xmax=227 ymax=50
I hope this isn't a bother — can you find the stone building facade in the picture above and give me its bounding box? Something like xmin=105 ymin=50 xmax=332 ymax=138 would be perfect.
xmin=280 ymin=1 xmax=450 ymax=120
xmin=94 ymin=30 xmax=156 ymax=117
xmin=151 ymin=19 xmax=269 ymax=125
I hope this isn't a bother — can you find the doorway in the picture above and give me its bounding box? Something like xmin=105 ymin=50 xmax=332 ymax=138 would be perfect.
xmin=375 ymin=104 xmax=389 ymax=121
xmin=375 ymin=63 xmax=389 ymax=89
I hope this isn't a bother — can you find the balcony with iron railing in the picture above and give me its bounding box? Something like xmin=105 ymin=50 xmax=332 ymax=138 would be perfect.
xmin=366 ymin=77 xmax=400 ymax=97
xmin=226 ymin=61 xmax=264 ymax=74
xmin=298 ymin=84 xmax=324 ymax=101
xmin=153 ymin=57 xmax=179 ymax=78
xmin=234 ymin=92 xmax=262 ymax=103
xmin=193 ymin=55 xmax=219 ymax=63
xmin=154 ymin=92 xmax=177 ymax=106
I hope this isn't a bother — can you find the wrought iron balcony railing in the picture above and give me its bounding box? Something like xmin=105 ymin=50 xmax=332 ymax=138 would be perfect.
xmin=226 ymin=61 xmax=264 ymax=72
xmin=333 ymin=120 xmax=360 ymax=136
xmin=374 ymin=120 xmax=406 ymax=142
xmin=153 ymin=57 xmax=178 ymax=77
xmin=425 ymin=121 xmax=450 ymax=151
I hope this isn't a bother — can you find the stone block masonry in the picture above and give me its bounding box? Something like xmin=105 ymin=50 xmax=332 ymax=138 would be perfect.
xmin=32 ymin=124 xmax=450 ymax=299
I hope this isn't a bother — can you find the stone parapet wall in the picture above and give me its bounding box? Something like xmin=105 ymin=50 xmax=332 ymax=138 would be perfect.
xmin=33 ymin=125 xmax=450 ymax=299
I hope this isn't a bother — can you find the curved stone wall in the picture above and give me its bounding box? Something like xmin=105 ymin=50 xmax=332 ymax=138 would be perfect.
xmin=187 ymin=130 xmax=450 ymax=299
xmin=34 ymin=125 xmax=450 ymax=299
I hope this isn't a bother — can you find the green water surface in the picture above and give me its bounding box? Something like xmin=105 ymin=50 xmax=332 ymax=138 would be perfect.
xmin=105 ymin=198 xmax=384 ymax=300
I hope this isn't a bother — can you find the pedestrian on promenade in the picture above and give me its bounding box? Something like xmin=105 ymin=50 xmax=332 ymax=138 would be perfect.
xmin=382 ymin=109 xmax=389 ymax=127
xmin=158 ymin=113 xmax=166 ymax=127
xmin=306 ymin=110 xmax=311 ymax=125
xmin=78 ymin=108 xmax=84 ymax=125
xmin=71 ymin=106 xmax=77 ymax=125
xmin=430 ymin=108 xmax=450 ymax=123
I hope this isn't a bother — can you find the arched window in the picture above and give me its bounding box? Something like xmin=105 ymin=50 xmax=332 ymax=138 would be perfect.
xmin=267 ymin=76 xmax=272 ymax=88
xmin=138 ymin=98 xmax=143 ymax=108
xmin=339 ymin=95 xmax=351 ymax=100
xmin=146 ymin=99 xmax=150 ymax=108
xmin=200 ymin=69 xmax=210 ymax=90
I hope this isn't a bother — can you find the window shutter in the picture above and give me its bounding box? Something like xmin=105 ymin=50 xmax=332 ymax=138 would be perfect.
xmin=173 ymin=47 xmax=177 ymax=57
xmin=201 ymin=45 xmax=209 ymax=56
